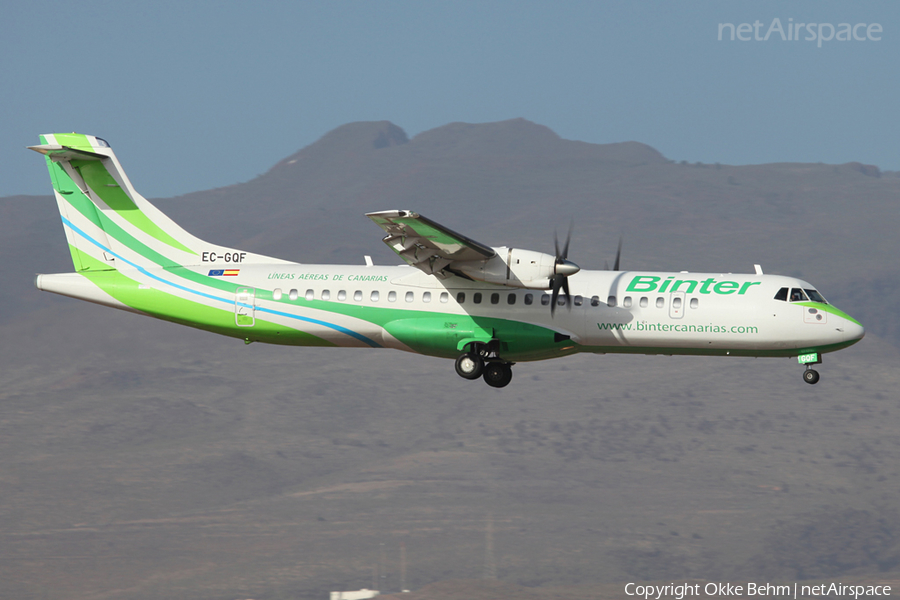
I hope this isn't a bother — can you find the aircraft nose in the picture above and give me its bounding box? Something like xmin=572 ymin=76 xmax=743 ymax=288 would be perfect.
xmin=844 ymin=319 xmax=865 ymax=343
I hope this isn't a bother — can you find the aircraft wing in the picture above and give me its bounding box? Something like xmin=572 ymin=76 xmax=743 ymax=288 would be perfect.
xmin=366 ymin=210 xmax=496 ymax=275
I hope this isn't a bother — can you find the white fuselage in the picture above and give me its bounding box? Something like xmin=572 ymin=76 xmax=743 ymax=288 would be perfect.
xmin=38 ymin=261 xmax=861 ymax=359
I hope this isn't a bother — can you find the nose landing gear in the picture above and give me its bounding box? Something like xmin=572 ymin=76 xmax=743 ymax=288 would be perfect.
xmin=799 ymin=352 xmax=822 ymax=384
xmin=803 ymin=366 xmax=820 ymax=385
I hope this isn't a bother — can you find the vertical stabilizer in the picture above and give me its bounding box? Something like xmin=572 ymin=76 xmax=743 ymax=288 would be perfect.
xmin=29 ymin=133 xmax=284 ymax=273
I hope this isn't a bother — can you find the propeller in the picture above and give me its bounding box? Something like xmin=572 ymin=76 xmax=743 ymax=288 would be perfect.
xmin=550 ymin=225 xmax=580 ymax=317
xmin=604 ymin=238 xmax=623 ymax=271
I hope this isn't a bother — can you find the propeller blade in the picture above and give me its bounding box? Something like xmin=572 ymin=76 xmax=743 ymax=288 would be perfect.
xmin=613 ymin=237 xmax=623 ymax=271
xmin=561 ymin=222 xmax=572 ymax=260
xmin=550 ymin=223 xmax=577 ymax=318
xmin=550 ymin=275 xmax=561 ymax=317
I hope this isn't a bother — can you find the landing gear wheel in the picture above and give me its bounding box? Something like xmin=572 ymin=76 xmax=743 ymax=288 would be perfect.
xmin=455 ymin=353 xmax=484 ymax=380
xmin=483 ymin=362 xmax=513 ymax=388
xmin=803 ymin=368 xmax=820 ymax=385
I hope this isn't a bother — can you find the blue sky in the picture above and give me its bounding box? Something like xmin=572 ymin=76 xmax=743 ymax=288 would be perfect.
xmin=3 ymin=1 xmax=898 ymax=198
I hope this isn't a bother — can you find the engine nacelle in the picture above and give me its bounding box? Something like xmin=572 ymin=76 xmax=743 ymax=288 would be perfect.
xmin=452 ymin=247 xmax=571 ymax=289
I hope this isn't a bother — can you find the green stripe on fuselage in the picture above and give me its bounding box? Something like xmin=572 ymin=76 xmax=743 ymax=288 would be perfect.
xmin=68 ymin=244 xmax=114 ymax=272
xmin=796 ymin=302 xmax=862 ymax=326
xmin=383 ymin=314 xmax=569 ymax=360
xmin=261 ymin=294 xmax=571 ymax=360
xmin=76 ymin=253 xmax=333 ymax=347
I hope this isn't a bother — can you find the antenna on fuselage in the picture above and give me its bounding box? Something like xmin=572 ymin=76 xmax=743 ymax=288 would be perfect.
xmin=754 ymin=264 xmax=763 ymax=275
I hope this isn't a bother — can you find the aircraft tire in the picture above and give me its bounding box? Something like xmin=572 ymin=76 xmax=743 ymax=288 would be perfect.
xmin=455 ymin=353 xmax=484 ymax=380
xmin=803 ymin=369 xmax=820 ymax=385
xmin=483 ymin=362 xmax=513 ymax=388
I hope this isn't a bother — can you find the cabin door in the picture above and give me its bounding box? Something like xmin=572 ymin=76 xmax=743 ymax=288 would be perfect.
xmin=235 ymin=287 xmax=256 ymax=327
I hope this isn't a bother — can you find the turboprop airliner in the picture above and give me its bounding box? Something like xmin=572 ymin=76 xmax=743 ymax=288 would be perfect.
xmin=30 ymin=133 xmax=864 ymax=388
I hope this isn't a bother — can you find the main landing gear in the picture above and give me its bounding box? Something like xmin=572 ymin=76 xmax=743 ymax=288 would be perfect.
xmin=455 ymin=345 xmax=514 ymax=388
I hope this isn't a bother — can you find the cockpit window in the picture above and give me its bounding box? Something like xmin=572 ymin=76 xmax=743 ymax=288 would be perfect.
xmin=789 ymin=288 xmax=809 ymax=302
xmin=774 ymin=287 xmax=788 ymax=301
xmin=95 ymin=137 xmax=110 ymax=148
xmin=805 ymin=289 xmax=828 ymax=304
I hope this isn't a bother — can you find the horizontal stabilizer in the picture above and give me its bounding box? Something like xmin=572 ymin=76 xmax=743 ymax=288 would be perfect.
xmin=28 ymin=144 xmax=106 ymax=161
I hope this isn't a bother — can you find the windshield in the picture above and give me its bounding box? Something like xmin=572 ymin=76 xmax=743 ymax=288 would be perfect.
xmin=789 ymin=288 xmax=808 ymax=302
xmin=804 ymin=289 xmax=828 ymax=304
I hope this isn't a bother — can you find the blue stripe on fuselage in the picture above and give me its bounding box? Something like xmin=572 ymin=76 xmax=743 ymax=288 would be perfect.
xmin=59 ymin=216 xmax=382 ymax=347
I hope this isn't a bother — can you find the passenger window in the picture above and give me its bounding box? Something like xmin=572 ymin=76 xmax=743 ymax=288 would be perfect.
xmin=304 ymin=289 xmax=314 ymax=301
xmin=440 ymin=292 xmax=449 ymax=303
xmin=607 ymin=296 xmax=617 ymax=307
xmin=289 ymin=289 xmax=299 ymax=301
xmin=388 ymin=291 xmax=397 ymax=302
xmin=353 ymin=290 xmax=363 ymax=302
xmin=789 ymin=288 xmax=808 ymax=302
xmin=656 ymin=297 xmax=665 ymax=308
xmin=673 ymin=297 xmax=682 ymax=309
xmin=805 ymin=289 xmax=828 ymax=304
xmin=508 ymin=293 xmax=516 ymax=305
xmin=774 ymin=287 xmax=788 ymax=302
xmin=370 ymin=290 xmax=380 ymax=302
xmin=590 ymin=296 xmax=600 ymax=307
xmin=457 ymin=292 xmax=466 ymax=304
xmin=557 ymin=295 xmax=566 ymax=306
xmin=321 ymin=290 xmax=330 ymax=300
xmin=423 ymin=292 xmax=432 ymax=303
xmin=690 ymin=298 xmax=699 ymax=309
xmin=623 ymin=296 xmax=632 ymax=308
xmin=473 ymin=293 xmax=482 ymax=304
xmin=574 ymin=295 xmax=583 ymax=306
xmin=338 ymin=290 xmax=347 ymax=301
xmin=639 ymin=297 xmax=648 ymax=308
xmin=524 ymin=293 xmax=533 ymax=305
xmin=273 ymin=288 xmax=283 ymax=301
xmin=541 ymin=294 xmax=550 ymax=306
xmin=405 ymin=291 xmax=414 ymax=303
xmin=490 ymin=293 xmax=500 ymax=305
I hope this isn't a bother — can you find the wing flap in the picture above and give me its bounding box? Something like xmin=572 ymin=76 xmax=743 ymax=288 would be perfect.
xmin=367 ymin=210 xmax=495 ymax=274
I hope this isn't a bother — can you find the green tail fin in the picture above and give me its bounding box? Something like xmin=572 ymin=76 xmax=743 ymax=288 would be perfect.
xmin=30 ymin=133 xmax=284 ymax=273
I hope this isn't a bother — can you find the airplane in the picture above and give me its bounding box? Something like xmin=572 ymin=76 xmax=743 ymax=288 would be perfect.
xmin=29 ymin=133 xmax=865 ymax=388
